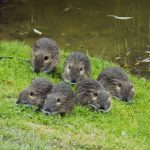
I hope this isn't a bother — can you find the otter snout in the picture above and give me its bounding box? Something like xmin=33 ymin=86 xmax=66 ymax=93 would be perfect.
xmin=120 ymin=83 xmax=135 ymax=103
xmin=71 ymin=79 xmax=77 ymax=84
xmin=93 ymin=92 xmax=112 ymax=112
xmin=89 ymin=100 xmax=111 ymax=112
xmin=42 ymin=95 xmax=57 ymax=114
xmin=99 ymin=99 xmax=111 ymax=110
xmin=98 ymin=100 xmax=111 ymax=112
xmin=122 ymin=96 xmax=133 ymax=103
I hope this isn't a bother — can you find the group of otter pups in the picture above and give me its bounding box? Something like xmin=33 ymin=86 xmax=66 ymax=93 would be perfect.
xmin=17 ymin=37 xmax=135 ymax=115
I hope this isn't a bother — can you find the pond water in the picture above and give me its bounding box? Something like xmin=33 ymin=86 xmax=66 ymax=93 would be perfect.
xmin=0 ymin=0 xmax=150 ymax=79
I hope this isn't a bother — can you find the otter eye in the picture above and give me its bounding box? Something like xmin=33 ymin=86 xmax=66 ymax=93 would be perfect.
xmin=56 ymin=98 xmax=61 ymax=105
xmin=80 ymin=67 xmax=83 ymax=72
xmin=30 ymin=92 xmax=34 ymax=97
xmin=93 ymin=92 xmax=98 ymax=97
xmin=68 ymin=65 xmax=71 ymax=70
xmin=118 ymin=83 xmax=122 ymax=87
xmin=44 ymin=56 xmax=49 ymax=61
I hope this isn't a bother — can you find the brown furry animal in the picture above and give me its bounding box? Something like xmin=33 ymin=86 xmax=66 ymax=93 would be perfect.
xmin=31 ymin=37 xmax=60 ymax=73
xmin=97 ymin=67 xmax=135 ymax=102
xmin=42 ymin=82 xmax=75 ymax=115
xmin=16 ymin=78 xmax=53 ymax=108
xmin=76 ymin=79 xmax=111 ymax=112
xmin=62 ymin=52 xmax=91 ymax=84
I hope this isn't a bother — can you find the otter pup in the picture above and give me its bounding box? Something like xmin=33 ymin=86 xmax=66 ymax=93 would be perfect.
xmin=42 ymin=83 xmax=75 ymax=115
xmin=97 ymin=67 xmax=134 ymax=102
xmin=76 ymin=79 xmax=111 ymax=112
xmin=16 ymin=78 xmax=53 ymax=108
xmin=62 ymin=52 xmax=91 ymax=84
xmin=31 ymin=37 xmax=60 ymax=73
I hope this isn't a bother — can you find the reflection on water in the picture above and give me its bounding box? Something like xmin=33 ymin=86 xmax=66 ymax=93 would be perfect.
xmin=0 ymin=0 xmax=150 ymax=79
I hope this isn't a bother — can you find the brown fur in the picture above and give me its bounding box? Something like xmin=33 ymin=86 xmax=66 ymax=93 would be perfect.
xmin=97 ymin=67 xmax=134 ymax=102
xmin=31 ymin=37 xmax=60 ymax=73
xmin=76 ymin=79 xmax=111 ymax=112
xmin=42 ymin=83 xmax=75 ymax=115
xmin=62 ymin=52 xmax=91 ymax=84
xmin=16 ymin=78 xmax=53 ymax=108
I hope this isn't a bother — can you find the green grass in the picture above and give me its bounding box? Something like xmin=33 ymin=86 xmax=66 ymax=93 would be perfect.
xmin=0 ymin=41 xmax=150 ymax=150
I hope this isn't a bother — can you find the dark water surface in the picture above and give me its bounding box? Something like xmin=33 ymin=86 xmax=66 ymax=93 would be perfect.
xmin=0 ymin=0 xmax=150 ymax=79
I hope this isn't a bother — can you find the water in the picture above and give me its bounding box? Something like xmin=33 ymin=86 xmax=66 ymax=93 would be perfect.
xmin=0 ymin=0 xmax=150 ymax=79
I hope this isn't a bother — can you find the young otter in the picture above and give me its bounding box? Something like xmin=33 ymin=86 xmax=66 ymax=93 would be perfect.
xmin=16 ymin=78 xmax=53 ymax=108
xmin=62 ymin=52 xmax=91 ymax=84
xmin=76 ymin=79 xmax=111 ymax=112
xmin=31 ymin=37 xmax=60 ymax=73
xmin=42 ymin=83 xmax=75 ymax=115
xmin=97 ymin=67 xmax=135 ymax=102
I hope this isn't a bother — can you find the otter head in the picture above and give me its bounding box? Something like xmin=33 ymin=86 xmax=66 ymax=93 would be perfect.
xmin=76 ymin=79 xmax=112 ymax=112
xmin=62 ymin=52 xmax=91 ymax=84
xmin=113 ymin=79 xmax=134 ymax=103
xmin=16 ymin=78 xmax=53 ymax=108
xmin=97 ymin=67 xmax=135 ymax=103
xmin=88 ymin=90 xmax=111 ymax=112
xmin=63 ymin=62 xmax=88 ymax=84
xmin=31 ymin=37 xmax=59 ymax=73
xmin=42 ymin=83 xmax=75 ymax=115
xmin=16 ymin=88 xmax=44 ymax=108
xmin=32 ymin=51 xmax=54 ymax=73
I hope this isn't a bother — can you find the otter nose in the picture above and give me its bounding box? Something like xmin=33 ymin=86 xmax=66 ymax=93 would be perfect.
xmin=99 ymin=105 xmax=106 ymax=110
xmin=44 ymin=111 xmax=50 ymax=115
xmin=123 ymin=97 xmax=132 ymax=103
xmin=71 ymin=79 xmax=76 ymax=83
xmin=122 ymin=96 xmax=129 ymax=102
xmin=44 ymin=108 xmax=50 ymax=112
xmin=100 ymin=103 xmax=110 ymax=110
xmin=42 ymin=108 xmax=51 ymax=115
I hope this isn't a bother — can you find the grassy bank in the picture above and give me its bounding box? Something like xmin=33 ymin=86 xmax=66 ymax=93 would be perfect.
xmin=0 ymin=41 xmax=150 ymax=149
